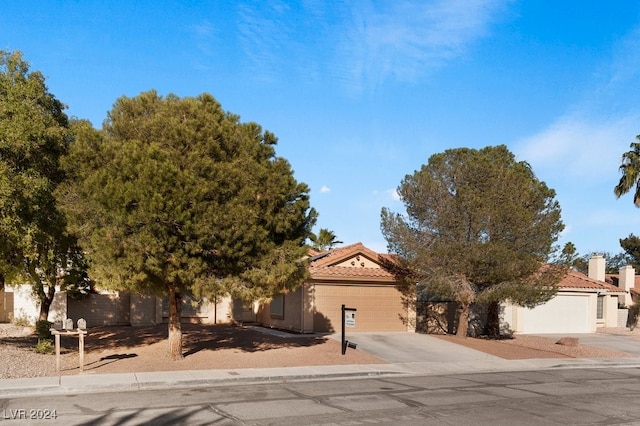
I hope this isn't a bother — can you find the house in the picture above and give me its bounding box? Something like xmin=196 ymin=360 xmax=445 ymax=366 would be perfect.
xmin=0 ymin=284 xmax=237 ymax=328
xmin=0 ymin=284 xmax=66 ymax=324
xmin=606 ymin=264 xmax=640 ymax=307
xmin=0 ymin=243 xmax=412 ymax=333
xmin=502 ymin=255 xmax=626 ymax=334
xmin=255 ymin=243 xmax=415 ymax=333
xmin=3 ymin=247 xmax=632 ymax=336
xmin=419 ymin=255 xmax=630 ymax=335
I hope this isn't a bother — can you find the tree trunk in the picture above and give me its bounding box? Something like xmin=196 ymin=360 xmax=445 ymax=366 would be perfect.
xmin=485 ymin=301 xmax=501 ymax=338
xmin=38 ymin=281 xmax=56 ymax=322
xmin=168 ymin=284 xmax=183 ymax=360
xmin=456 ymin=302 xmax=470 ymax=337
xmin=38 ymin=299 xmax=51 ymax=322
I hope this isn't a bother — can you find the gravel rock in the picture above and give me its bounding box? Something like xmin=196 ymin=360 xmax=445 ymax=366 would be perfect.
xmin=0 ymin=324 xmax=77 ymax=379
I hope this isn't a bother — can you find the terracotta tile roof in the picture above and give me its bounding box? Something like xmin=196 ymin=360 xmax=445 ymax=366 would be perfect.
xmin=605 ymin=274 xmax=640 ymax=289
xmin=310 ymin=242 xmax=380 ymax=267
xmin=307 ymin=244 xmax=627 ymax=291
xmin=310 ymin=266 xmax=396 ymax=279
xmin=308 ymin=242 xmax=398 ymax=281
xmin=560 ymin=270 xmax=625 ymax=293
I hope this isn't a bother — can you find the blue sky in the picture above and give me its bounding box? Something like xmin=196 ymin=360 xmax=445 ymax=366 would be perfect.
xmin=2 ymin=1 xmax=640 ymax=257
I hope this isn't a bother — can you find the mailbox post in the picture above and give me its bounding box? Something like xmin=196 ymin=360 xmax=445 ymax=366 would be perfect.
xmin=50 ymin=318 xmax=88 ymax=372
xmin=341 ymin=304 xmax=357 ymax=355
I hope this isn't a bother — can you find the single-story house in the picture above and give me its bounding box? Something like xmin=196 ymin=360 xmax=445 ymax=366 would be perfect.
xmin=255 ymin=242 xmax=414 ymax=333
xmin=0 ymin=243 xmax=412 ymax=333
xmin=420 ymin=255 xmax=628 ymax=335
xmin=502 ymin=255 xmax=625 ymax=334
xmin=0 ymin=284 xmax=237 ymax=328
xmin=1 ymin=249 xmax=633 ymax=336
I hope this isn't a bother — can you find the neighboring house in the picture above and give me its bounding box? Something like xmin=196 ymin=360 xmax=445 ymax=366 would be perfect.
xmin=503 ymin=255 xmax=626 ymax=334
xmin=0 ymin=284 xmax=66 ymax=324
xmin=4 ymin=249 xmax=633 ymax=336
xmin=606 ymin=264 xmax=640 ymax=307
xmin=0 ymin=284 xmax=236 ymax=328
xmin=256 ymin=243 xmax=414 ymax=333
xmin=420 ymin=255 xmax=629 ymax=335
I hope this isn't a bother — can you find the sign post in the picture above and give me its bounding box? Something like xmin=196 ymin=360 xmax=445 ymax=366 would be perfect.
xmin=341 ymin=304 xmax=357 ymax=355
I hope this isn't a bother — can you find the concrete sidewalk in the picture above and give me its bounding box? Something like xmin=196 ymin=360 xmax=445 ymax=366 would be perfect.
xmin=3 ymin=355 xmax=640 ymax=398
xmin=4 ymin=330 xmax=640 ymax=398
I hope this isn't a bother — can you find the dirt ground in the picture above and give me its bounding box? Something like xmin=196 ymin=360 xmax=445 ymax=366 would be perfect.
xmin=0 ymin=323 xmax=633 ymax=379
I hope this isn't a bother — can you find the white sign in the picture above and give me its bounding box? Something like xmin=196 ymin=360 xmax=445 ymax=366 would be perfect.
xmin=345 ymin=311 xmax=356 ymax=327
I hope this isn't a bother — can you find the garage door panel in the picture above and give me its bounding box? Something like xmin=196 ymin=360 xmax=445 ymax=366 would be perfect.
xmin=313 ymin=285 xmax=406 ymax=332
xmin=521 ymin=295 xmax=590 ymax=334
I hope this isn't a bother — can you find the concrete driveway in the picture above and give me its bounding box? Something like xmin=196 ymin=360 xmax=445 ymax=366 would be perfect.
xmin=330 ymin=332 xmax=501 ymax=363
xmin=333 ymin=331 xmax=640 ymax=363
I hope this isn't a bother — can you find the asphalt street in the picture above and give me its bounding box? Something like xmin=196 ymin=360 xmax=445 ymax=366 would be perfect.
xmin=3 ymin=367 xmax=640 ymax=425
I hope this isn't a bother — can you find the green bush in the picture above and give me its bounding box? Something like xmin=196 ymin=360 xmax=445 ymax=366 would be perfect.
xmin=34 ymin=339 xmax=54 ymax=354
xmin=35 ymin=320 xmax=53 ymax=340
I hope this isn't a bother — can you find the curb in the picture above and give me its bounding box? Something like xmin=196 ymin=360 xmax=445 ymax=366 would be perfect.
xmin=5 ymin=357 xmax=640 ymax=398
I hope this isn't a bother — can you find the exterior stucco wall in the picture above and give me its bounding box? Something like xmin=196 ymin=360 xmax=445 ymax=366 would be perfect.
xmin=67 ymin=292 xmax=130 ymax=327
xmin=504 ymin=292 xmax=621 ymax=334
xmin=604 ymin=295 xmax=619 ymax=328
xmin=4 ymin=284 xmax=66 ymax=324
xmin=256 ymin=286 xmax=313 ymax=333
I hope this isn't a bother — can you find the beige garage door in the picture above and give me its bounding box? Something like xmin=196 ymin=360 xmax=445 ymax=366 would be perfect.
xmin=313 ymin=284 xmax=406 ymax=332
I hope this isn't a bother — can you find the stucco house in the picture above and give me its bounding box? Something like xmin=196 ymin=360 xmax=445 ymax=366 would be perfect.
xmin=1 ymin=248 xmax=634 ymax=336
xmin=254 ymin=242 xmax=414 ymax=333
xmin=419 ymin=255 xmax=629 ymax=335
xmin=502 ymin=255 xmax=625 ymax=334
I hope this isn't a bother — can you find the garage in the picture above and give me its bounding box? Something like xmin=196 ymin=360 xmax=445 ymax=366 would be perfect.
xmin=312 ymin=283 xmax=407 ymax=332
xmin=519 ymin=294 xmax=591 ymax=334
xmin=256 ymin=243 xmax=412 ymax=333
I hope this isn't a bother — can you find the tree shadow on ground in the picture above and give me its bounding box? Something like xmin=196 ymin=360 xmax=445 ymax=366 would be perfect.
xmin=76 ymin=323 xmax=327 ymax=358
xmin=1 ymin=323 xmax=329 ymax=360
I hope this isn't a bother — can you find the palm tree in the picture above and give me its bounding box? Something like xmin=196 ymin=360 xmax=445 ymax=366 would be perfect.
xmin=615 ymin=136 xmax=640 ymax=206
xmin=309 ymin=228 xmax=343 ymax=251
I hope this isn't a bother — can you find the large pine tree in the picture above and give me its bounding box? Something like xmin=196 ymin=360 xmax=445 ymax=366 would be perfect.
xmin=60 ymin=91 xmax=316 ymax=359
xmin=381 ymin=145 xmax=565 ymax=337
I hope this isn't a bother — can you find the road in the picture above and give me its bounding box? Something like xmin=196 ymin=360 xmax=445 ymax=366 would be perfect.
xmin=2 ymin=367 xmax=640 ymax=425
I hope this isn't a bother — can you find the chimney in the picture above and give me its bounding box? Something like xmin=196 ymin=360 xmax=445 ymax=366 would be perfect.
xmin=619 ymin=265 xmax=635 ymax=307
xmin=588 ymin=255 xmax=605 ymax=282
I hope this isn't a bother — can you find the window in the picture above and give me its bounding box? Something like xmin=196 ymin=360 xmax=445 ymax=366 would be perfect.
xmin=270 ymin=295 xmax=284 ymax=319
xmin=597 ymin=295 xmax=604 ymax=320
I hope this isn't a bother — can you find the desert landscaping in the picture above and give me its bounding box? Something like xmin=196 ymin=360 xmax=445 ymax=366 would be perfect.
xmin=0 ymin=323 xmax=635 ymax=380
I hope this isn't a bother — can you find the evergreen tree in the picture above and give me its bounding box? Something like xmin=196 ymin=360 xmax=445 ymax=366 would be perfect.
xmin=381 ymin=145 xmax=565 ymax=337
xmin=619 ymin=234 xmax=640 ymax=271
xmin=60 ymin=91 xmax=316 ymax=359
xmin=0 ymin=51 xmax=88 ymax=321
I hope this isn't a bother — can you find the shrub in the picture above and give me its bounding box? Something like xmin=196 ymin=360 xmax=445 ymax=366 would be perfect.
xmin=629 ymin=303 xmax=640 ymax=331
xmin=35 ymin=320 xmax=53 ymax=340
xmin=34 ymin=339 xmax=54 ymax=354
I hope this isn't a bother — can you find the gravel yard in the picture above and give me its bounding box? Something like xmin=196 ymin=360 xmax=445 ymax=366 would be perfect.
xmin=0 ymin=323 xmax=635 ymax=380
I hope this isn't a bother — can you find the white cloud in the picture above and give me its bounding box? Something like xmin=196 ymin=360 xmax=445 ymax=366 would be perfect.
xmin=320 ymin=185 xmax=331 ymax=193
xmin=387 ymin=188 xmax=400 ymax=201
xmin=340 ymin=0 xmax=508 ymax=91
xmin=514 ymin=114 xmax=639 ymax=182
